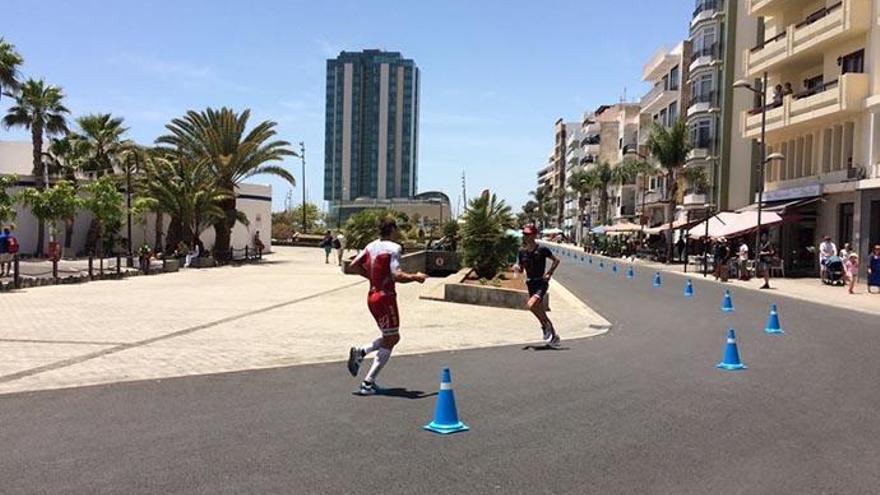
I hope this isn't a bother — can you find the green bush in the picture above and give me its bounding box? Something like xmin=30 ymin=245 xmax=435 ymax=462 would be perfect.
xmin=461 ymin=192 xmax=516 ymax=279
xmin=343 ymin=209 xmax=411 ymax=251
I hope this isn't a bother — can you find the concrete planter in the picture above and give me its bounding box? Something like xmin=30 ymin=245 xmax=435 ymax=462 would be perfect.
xmin=163 ymin=258 xmax=180 ymax=273
xmin=443 ymin=271 xmax=549 ymax=311
xmin=190 ymin=256 xmax=216 ymax=269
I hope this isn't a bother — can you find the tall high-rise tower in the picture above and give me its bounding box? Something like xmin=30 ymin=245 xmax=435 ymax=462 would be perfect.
xmin=324 ymin=50 xmax=420 ymax=207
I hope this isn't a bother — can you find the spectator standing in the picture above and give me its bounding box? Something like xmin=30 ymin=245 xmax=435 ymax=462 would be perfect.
xmin=758 ymin=235 xmax=775 ymax=289
xmin=713 ymin=237 xmax=730 ymax=281
xmin=868 ymin=245 xmax=880 ymax=294
xmin=845 ymin=253 xmax=860 ymax=294
xmin=253 ymin=230 xmax=265 ymax=256
xmin=0 ymin=226 xmax=8 ymax=277
xmin=333 ymin=233 xmax=344 ymax=266
xmin=738 ymin=240 xmax=750 ymax=280
xmin=819 ymin=235 xmax=838 ymax=277
xmin=783 ymin=82 xmax=794 ymax=96
xmin=319 ymin=231 xmax=334 ymax=264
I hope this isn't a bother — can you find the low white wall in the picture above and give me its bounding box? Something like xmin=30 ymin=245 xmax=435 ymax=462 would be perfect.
xmin=4 ymin=182 xmax=272 ymax=256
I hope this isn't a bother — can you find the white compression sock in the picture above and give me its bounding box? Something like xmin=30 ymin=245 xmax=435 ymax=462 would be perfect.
xmin=361 ymin=338 xmax=383 ymax=355
xmin=364 ymin=347 xmax=392 ymax=383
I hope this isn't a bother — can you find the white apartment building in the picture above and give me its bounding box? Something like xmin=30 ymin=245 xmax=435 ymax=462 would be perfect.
xmin=738 ymin=0 xmax=880 ymax=275
xmin=638 ymin=41 xmax=692 ymax=227
xmin=564 ymin=125 xmax=585 ymax=237
xmin=688 ymin=0 xmax=759 ymax=216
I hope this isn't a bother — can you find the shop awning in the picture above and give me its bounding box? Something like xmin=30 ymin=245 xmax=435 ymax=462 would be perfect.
xmin=644 ymin=218 xmax=702 ymax=235
xmin=605 ymin=221 xmax=643 ymax=233
xmin=688 ymin=211 xmax=783 ymax=240
xmin=737 ymin=196 xmax=822 ymax=214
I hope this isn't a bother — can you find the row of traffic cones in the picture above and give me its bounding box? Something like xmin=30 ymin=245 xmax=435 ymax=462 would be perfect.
xmin=551 ymin=246 xmax=787 ymax=376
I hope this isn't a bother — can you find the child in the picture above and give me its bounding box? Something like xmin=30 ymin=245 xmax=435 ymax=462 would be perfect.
xmin=845 ymin=253 xmax=859 ymax=294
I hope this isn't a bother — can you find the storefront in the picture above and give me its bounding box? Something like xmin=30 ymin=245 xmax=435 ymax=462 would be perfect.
xmin=739 ymin=184 xmax=822 ymax=278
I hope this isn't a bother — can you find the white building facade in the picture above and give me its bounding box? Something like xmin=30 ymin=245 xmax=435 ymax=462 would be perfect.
xmin=0 ymin=141 xmax=272 ymax=256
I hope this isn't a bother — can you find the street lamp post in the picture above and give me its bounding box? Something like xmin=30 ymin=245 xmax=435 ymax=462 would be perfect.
xmin=299 ymin=142 xmax=307 ymax=233
xmin=734 ymin=73 xmax=786 ymax=271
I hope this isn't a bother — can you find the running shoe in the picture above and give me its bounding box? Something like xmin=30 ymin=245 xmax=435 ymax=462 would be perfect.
xmin=347 ymin=347 xmax=363 ymax=377
xmin=356 ymin=380 xmax=378 ymax=396
xmin=547 ymin=334 xmax=562 ymax=349
xmin=542 ymin=326 xmax=553 ymax=342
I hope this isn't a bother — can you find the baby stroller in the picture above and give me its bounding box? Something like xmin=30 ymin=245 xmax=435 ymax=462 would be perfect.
xmin=822 ymin=256 xmax=845 ymax=286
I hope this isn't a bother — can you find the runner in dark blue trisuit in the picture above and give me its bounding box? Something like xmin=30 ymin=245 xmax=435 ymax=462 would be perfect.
xmin=517 ymin=224 xmax=561 ymax=348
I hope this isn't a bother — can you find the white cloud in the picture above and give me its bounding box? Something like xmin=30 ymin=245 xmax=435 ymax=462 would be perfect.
xmin=107 ymin=53 xmax=252 ymax=93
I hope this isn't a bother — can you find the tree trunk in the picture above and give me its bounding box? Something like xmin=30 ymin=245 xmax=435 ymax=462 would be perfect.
xmin=64 ymin=218 xmax=74 ymax=251
xmin=31 ymin=125 xmax=45 ymax=256
xmin=213 ymin=197 xmax=237 ymax=260
xmin=166 ymin=216 xmax=183 ymax=252
xmin=154 ymin=212 xmax=164 ymax=253
xmin=664 ymin=171 xmax=676 ymax=264
xmin=599 ymin=188 xmax=609 ymax=225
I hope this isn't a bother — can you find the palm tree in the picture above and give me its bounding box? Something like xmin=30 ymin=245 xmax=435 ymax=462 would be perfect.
xmin=2 ymin=79 xmax=70 ymax=255
xmin=625 ymin=159 xmax=659 ymax=228
xmin=137 ymin=153 xmax=231 ymax=250
xmin=646 ymin=119 xmax=690 ymax=262
xmin=0 ymin=37 xmax=23 ymax=101
xmin=568 ymin=168 xmax=600 ymax=243
xmin=45 ymin=135 xmax=89 ymax=250
xmin=76 ymin=113 xmax=129 ymax=177
xmin=156 ymin=107 xmax=296 ymax=257
xmin=528 ymin=186 xmax=550 ymax=228
xmin=585 ymin=162 xmax=613 ymax=225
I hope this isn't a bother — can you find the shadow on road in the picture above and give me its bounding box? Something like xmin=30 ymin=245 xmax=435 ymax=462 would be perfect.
xmin=351 ymin=388 xmax=438 ymax=400
xmin=521 ymin=345 xmax=570 ymax=351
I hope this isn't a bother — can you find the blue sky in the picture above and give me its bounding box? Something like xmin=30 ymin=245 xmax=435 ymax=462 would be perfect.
xmin=1 ymin=0 xmax=693 ymax=213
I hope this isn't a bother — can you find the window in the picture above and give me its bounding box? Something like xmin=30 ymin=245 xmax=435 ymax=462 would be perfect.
xmin=667 ymin=102 xmax=678 ymax=124
xmin=838 ymin=203 xmax=854 ymax=247
xmin=689 ymin=119 xmax=712 ymax=149
xmin=839 ymin=49 xmax=865 ymax=75
xmin=669 ymin=66 xmax=680 ymax=91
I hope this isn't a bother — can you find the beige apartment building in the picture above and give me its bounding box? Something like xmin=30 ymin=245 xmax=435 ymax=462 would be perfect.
xmin=739 ymin=0 xmax=880 ymax=274
xmin=579 ymin=103 xmax=641 ymax=225
xmin=638 ymin=41 xmax=692 ymax=227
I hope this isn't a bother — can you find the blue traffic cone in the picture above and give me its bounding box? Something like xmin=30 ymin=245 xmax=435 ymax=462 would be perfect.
xmin=423 ymin=368 xmax=470 ymax=435
xmin=612 ymin=263 xmax=618 ymax=275
xmin=684 ymin=279 xmax=694 ymax=298
xmin=717 ymin=328 xmax=747 ymax=371
xmin=588 ymin=256 xmax=593 ymax=264
xmin=721 ymin=289 xmax=735 ymax=313
xmin=652 ymin=272 xmax=662 ymax=288
xmin=598 ymin=261 xmax=604 ymax=271
xmin=764 ymin=303 xmax=784 ymax=335
xmin=626 ymin=266 xmax=635 ymax=279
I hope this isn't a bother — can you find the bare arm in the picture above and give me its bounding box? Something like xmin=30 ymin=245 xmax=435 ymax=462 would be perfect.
xmin=545 ymin=255 xmax=561 ymax=280
xmin=394 ymin=270 xmax=427 ymax=284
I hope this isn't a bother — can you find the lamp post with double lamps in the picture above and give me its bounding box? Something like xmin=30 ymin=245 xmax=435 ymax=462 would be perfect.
xmin=733 ymin=73 xmax=786 ymax=268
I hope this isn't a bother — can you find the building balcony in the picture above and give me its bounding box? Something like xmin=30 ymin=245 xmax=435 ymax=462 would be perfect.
xmin=683 ymin=192 xmax=708 ymax=206
xmin=689 ymin=43 xmax=720 ymax=73
xmin=748 ymin=0 xmax=797 ymax=17
xmin=744 ymin=0 xmax=870 ymax=78
xmin=583 ymin=122 xmax=601 ymax=135
xmin=584 ymin=143 xmax=600 ymax=155
xmin=640 ymin=189 xmax=664 ymax=206
xmin=640 ymin=85 xmax=678 ymax=115
xmin=692 ymin=0 xmax=723 ymax=27
xmin=741 ymin=73 xmax=868 ymax=139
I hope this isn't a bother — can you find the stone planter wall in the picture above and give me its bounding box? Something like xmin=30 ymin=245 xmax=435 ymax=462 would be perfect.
xmin=443 ymin=271 xmax=549 ymax=311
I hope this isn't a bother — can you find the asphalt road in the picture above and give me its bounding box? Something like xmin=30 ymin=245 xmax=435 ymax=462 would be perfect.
xmin=2 ymin=256 xmax=879 ymax=494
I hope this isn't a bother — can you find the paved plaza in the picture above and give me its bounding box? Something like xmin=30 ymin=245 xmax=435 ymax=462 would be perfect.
xmin=0 ymin=246 xmax=608 ymax=395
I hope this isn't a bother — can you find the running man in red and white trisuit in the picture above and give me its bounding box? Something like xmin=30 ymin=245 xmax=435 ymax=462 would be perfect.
xmin=347 ymin=218 xmax=427 ymax=396
xmin=517 ymin=224 xmax=562 ymax=348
